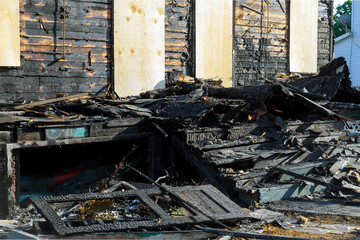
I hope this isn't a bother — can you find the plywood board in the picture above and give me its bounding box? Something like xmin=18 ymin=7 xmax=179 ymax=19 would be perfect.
xmin=0 ymin=0 xmax=20 ymax=66
xmin=195 ymin=0 xmax=233 ymax=87
xmin=289 ymin=0 xmax=318 ymax=73
xmin=114 ymin=0 xmax=165 ymax=97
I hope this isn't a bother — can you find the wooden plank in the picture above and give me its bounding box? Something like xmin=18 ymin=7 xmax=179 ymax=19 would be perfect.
xmin=175 ymin=190 xmax=226 ymax=215
xmin=114 ymin=0 xmax=165 ymax=97
xmin=136 ymin=192 xmax=172 ymax=220
xmin=268 ymin=199 xmax=360 ymax=218
xmin=289 ymin=0 xmax=318 ymax=73
xmin=14 ymin=93 xmax=90 ymax=110
xmin=195 ymin=0 xmax=233 ymax=87
xmin=0 ymin=0 xmax=20 ymax=66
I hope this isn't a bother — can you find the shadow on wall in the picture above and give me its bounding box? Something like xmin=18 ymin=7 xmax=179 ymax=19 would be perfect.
xmin=154 ymin=80 xmax=166 ymax=90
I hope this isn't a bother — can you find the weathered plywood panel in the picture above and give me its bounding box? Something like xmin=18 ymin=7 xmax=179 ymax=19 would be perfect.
xmin=195 ymin=0 xmax=233 ymax=87
xmin=114 ymin=0 xmax=165 ymax=97
xmin=0 ymin=0 xmax=20 ymax=66
xmin=289 ymin=0 xmax=318 ymax=73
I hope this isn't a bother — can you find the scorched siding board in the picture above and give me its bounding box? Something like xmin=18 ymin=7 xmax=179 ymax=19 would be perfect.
xmin=233 ymin=0 xmax=332 ymax=86
xmin=195 ymin=0 xmax=233 ymax=87
xmin=114 ymin=0 xmax=165 ymax=97
xmin=16 ymin=0 xmax=112 ymax=100
xmin=0 ymin=0 xmax=20 ymax=67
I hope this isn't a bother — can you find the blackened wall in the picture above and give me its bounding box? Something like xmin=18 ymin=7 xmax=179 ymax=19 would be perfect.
xmin=233 ymin=0 xmax=333 ymax=86
xmin=0 ymin=0 xmax=112 ymax=101
xmin=0 ymin=0 xmax=191 ymax=101
xmin=0 ymin=0 xmax=331 ymax=101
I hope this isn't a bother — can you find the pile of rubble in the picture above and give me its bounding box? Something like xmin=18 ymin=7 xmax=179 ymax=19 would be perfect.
xmin=2 ymin=57 xmax=360 ymax=239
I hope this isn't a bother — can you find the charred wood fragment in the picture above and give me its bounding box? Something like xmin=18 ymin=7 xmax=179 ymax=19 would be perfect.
xmin=140 ymin=82 xmax=199 ymax=99
xmin=203 ymin=84 xmax=282 ymax=104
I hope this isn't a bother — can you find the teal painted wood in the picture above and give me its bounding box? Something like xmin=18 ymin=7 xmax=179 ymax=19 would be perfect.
xmin=45 ymin=127 xmax=89 ymax=140
xmin=258 ymin=179 xmax=333 ymax=204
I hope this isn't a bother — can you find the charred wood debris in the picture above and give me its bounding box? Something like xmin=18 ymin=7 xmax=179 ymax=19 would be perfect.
xmin=3 ymin=57 xmax=360 ymax=239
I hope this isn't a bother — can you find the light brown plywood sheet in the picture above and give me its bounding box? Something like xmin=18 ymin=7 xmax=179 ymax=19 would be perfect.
xmin=195 ymin=0 xmax=233 ymax=87
xmin=114 ymin=0 xmax=165 ymax=97
xmin=290 ymin=0 xmax=318 ymax=73
xmin=0 ymin=0 xmax=20 ymax=67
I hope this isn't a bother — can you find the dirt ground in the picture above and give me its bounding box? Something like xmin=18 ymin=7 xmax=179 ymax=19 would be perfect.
xmin=234 ymin=212 xmax=360 ymax=240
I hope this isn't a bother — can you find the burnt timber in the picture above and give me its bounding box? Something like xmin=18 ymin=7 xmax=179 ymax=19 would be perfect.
xmin=29 ymin=185 xmax=249 ymax=235
xmin=0 ymin=56 xmax=358 ymax=217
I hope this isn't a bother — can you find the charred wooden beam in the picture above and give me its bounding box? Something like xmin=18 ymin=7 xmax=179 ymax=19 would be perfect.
xmin=173 ymin=136 xmax=231 ymax=196
xmin=204 ymin=84 xmax=282 ymax=104
xmin=13 ymin=93 xmax=91 ymax=110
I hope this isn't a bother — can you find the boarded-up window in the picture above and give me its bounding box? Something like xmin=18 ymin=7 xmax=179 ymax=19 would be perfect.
xmin=0 ymin=0 xmax=20 ymax=67
xmin=195 ymin=0 xmax=233 ymax=87
xmin=114 ymin=0 xmax=165 ymax=97
xmin=289 ymin=0 xmax=318 ymax=73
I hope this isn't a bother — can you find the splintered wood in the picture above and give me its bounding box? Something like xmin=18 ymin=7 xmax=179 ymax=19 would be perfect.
xmin=0 ymin=0 xmax=20 ymax=66
xmin=114 ymin=0 xmax=165 ymax=97
xmin=289 ymin=0 xmax=318 ymax=73
xmin=195 ymin=0 xmax=233 ymax=87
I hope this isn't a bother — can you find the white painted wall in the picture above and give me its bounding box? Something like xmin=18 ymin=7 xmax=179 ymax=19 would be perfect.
xmin=350 ymin=0 xmax=360 ymax=86
xmin=334 ymin=35 xmax=352 ymax=67
xmin=334 ymin=0 xmax=360 ymax=86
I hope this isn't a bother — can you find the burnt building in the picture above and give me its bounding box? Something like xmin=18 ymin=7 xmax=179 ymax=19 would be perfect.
xmin=0 ymin=0 xmax=335 ymax=220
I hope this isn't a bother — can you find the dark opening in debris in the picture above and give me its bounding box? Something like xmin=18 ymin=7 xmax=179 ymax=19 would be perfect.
xmin=18 ymin=139 xmax=150 ymax=200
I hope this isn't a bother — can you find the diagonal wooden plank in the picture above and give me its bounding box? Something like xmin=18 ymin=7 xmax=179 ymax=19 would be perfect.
xmin=13 ymin=93 xmax=91 ymax=110
xmin=199 ymin=185 xmax=246 ymax=213
xmin=174 ymin=190 xmax=227 ymax=215
xmin=136 ymin=192 xmax=172 ymax=220
xmin=30 ymin=198 xmax=68 ymax=235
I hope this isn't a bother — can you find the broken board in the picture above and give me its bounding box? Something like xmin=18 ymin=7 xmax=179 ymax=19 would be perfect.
xmin=30 ymin=185 xmax=249 ymax=235
xmin=0 ymin=0 xmax=20 ymax=66
xmin=268 ymin=198 xmax=360 ymax=218
xmin=113 ymin=0 xmax=165 ymax=97
xmin=195 ymin=0 xmax=233 ymax=87
xmin=289 ymin=0 xmax=318 ymax=73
